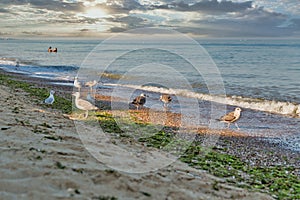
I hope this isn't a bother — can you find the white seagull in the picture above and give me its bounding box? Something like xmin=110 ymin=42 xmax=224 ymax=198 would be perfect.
xmin=44 ymin=90 xmax=55 ymax=105
xmin=85 ymin=80 xmax=97 ymax=90
xmin=72 ymin=92 xmax=98 ymax=118
xmin=159 ymin=94 xmax=172 ymax=108
xmin=84 ymin=80 xmax=98 ymax=103
xmin=74 ymin=76 xmax=82 ymax=92
xmin=220 ymin=107 xmax=242 ymax=130
xmin=131 ymin=93 xmax=147 ymax=110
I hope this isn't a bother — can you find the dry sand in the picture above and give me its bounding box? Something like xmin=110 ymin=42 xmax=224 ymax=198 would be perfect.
xmin=0 ymin=80 xmax=276 ymax=199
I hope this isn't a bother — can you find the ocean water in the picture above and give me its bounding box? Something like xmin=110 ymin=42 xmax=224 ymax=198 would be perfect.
xmin=0 ymin=37 xmax=299 ymax=151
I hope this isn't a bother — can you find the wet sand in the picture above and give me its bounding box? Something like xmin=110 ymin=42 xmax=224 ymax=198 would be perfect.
xmin=0 ymin=69 xmax=298 ymax=199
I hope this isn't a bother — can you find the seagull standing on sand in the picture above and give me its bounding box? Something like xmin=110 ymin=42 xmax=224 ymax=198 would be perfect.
xmin=44 ymin=90 xmax=55 ymax=105
xmin=85 ymin=80 xmax=98 ymax=103
xmin=74 ymin=76 xmax=82 ymax=92
xmin=220 ymin=107 xmax=242 ymax=130
xmin=160 ymin=94 xmax=172 ymax=108
xmin=131 ymin=93 xmax=147 ymax=110
xmin=85 ymin=80 xmax=97 ymax=101
xmin=72 ymin=92 xmax=98 ymax=118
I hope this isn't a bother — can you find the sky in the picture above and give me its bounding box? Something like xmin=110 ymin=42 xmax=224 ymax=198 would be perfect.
xmin=0 ymin=0 xmax=299 ymax=38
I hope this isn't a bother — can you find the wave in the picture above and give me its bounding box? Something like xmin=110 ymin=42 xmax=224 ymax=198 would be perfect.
xmin=0 ymin=58 xmax=78 ymax=82
xmin=0 ymin=58 xmax=78 ymax=72
xmin=0 ymin=58 xmax=17 ymax=65
xmin=37 ymin=65 xmax=79 ymax=72
xmin=104 ymin=83 xmax=300 ymax=118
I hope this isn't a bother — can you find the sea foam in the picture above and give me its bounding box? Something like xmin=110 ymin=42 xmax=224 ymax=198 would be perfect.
xmin=104 ymin=83 xmax=300 ymax=118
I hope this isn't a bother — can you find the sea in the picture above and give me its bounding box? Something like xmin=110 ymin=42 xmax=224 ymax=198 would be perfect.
xmin=0 ymin=36 xmax=299 ymax=152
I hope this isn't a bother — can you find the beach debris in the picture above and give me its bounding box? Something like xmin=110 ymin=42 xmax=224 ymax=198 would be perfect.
xmin=72 ymin=92 xmax=98 ymax=118
xmin=1 ymin=126 xmax=11 ymax=130
xmin=44 ymin=90 xmax=55 ymax=104
xmin=67 ymin=188 xmax=81 ymax=195
xmin=12 ymin=106 xmax=20 ymax=114
xmin=55 ymin=161 xmax=66 ymax=169
xmin=160 ymin=94 xmax=172 ymax=108
xmin=219 ymin=107 xmax=242 ymax=130
xmin=131 ymin=93 xmax=148 ymax=110
xmin=44 ymin=135 xmax=62 ymax=141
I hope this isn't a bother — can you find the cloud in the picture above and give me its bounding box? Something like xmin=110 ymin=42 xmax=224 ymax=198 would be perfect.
xmin=101 ymin=0 xmax=145 ymax=14
xmin=106 ymin=15 xmax=152 ymax=32
xmin=0 ymin=8 xmax=10 ymax=13
xmin=0 ymin=0 xmax=84 ymax=13
xmin=107 ymin=15 xmax=145 ymax=25
xmin=80 ymin=28 xmax=90 ymax=32
xmin=291 ymin=18 xmax=300 ymax=27
xmin=151 ymin=0 xmax=253 ymax=14
xmin=0 ymin=0 xmax=299 ymax=37
xmin=56 ymin=14 xmax=101 ymax=24
xmin=109 ymin=27 xmax=128 ymax=33
xmin=21 ymin=31 xmax=44 ymax=35
xmin=184 ymin=6 xmax=291 ymax=37
xmin=289 ymin=18 xmax=300 ymax=36
xmin=0 ymin=31 xmax=11 ymax=36
xmin=102 ymin=0 xmax=293 ymax=37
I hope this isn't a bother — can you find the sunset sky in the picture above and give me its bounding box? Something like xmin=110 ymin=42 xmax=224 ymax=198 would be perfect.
xmin=0 ymin=0 xmax=299 ymax=38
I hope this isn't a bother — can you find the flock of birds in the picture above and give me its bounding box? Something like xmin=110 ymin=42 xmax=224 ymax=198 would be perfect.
xmin=131 ymin=93 xmax=172 ymax=110
xmin=43 ymin=76 xmax=242 ymax=129
xmin=130 ymin=93 xmax=242 ymax=129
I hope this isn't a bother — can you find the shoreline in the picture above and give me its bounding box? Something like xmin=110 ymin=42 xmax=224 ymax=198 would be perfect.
xmin=0 ymin=68 xmax=299 ymax=199
xmin=0 ymin=68 xmax=74 ymax=94
xmin=0 ymin=69 xmax=299 ymax=158
xmin=1 ymin=68 xmax=299 ymax=165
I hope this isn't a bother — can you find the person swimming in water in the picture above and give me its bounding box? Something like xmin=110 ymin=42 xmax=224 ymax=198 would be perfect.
xmin=48 ymin=47 xmax=52 ymax=52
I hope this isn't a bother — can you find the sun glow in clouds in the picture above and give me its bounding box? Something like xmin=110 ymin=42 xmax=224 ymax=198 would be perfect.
xmin=78 ymin=7 xmax=107 ymax=19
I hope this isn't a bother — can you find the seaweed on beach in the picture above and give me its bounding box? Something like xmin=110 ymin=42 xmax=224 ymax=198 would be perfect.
xmin=1 ymin=72 xmax=299 ymax=199
xmin=180 ymin=142 xmax=300 ymax=199
xmin=95 ymin=110 xmax=300 ymax=200
xmin=0 ymin=73 xmax=72 ymax=113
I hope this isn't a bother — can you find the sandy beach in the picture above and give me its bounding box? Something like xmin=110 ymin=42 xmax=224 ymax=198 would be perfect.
xmin=0 ymin=70 xmax=299 ymax=199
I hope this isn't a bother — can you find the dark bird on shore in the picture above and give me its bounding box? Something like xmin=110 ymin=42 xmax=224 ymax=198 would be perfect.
xmin=131 ymin=93 xmax=148 ymax=110
xmin=44 ymin=90 xmax=55 ymax=105
xmin=219 ymin=107 xmax=242 ymax=130
xmin=160 ymin=94 xmax=172 ymax=108
xmin=72 ymin=92 xmax=98 ymax=118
